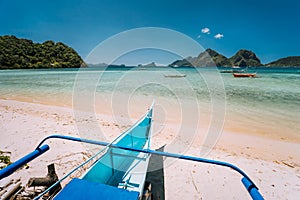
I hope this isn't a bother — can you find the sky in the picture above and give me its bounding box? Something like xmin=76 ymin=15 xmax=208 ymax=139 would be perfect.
xmin=0 ymin=0 xmax=299 ymax=64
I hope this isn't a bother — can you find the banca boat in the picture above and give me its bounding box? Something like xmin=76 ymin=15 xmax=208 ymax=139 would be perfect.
xmin=0 ymin=103 xmax=264 ymax=200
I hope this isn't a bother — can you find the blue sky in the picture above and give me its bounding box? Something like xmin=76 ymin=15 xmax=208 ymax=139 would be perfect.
xmin=0 ymin=0 xmax=299 ymax=64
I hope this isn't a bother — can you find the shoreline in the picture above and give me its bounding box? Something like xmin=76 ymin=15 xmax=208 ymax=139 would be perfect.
xmin=1 ymin=94 xmax=299 ymax=143
xmin=1 ymin=97 xmax=299 ymax=161
xmin=0 ymin=98 xmax=299 ymax=199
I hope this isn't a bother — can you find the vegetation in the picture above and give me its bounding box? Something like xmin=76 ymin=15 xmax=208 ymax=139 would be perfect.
xmin=204 ymin=48 xmax=229 ymax=66
xmin=170 ymin=49 xmax=263 ymax=67
xmin=0 ymin=35 xmax=85 ymax=69
xmin=169 ymin=57 xmax=193 ymax=67
xmin=169 ymin=48 xmax=228 ymax=67
xmin=0 ymin=151 xmax=12 ymax=169
xmin=227 ymin=49 xmax=261 ymax=67
xmin=265 ymin=56 xmax=300 ymax=67
xmin=2 ymin=35 xmax=299 ymax=68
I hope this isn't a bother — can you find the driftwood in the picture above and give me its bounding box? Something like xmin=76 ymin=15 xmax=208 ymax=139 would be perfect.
xmin=0 ymin=181 xmax=22 ymax=200
xmin=27 ymin=164 xmax=61 ymax=196
xmin=0 ymin=179 xmax=13 ymax=190
xmin=282 ymin=161 xmax=295 ymax=168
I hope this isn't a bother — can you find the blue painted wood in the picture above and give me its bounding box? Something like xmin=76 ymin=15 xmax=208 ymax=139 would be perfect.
xmin=242 ymin=177 xmax=264 ymax=200
xmin=54 ymin=178 xmax=139 ymax=200
xmin=82 ymin=113 xmax=152 ymax=186
xmin=0 ymin=145 xmax=49 ymax=179
xmin=35 ymin=134 xmax=265 ymax=200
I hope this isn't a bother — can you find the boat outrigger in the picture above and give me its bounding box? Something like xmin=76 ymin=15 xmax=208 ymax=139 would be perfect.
xmin=0 ymin=103 xmax=264 ymax=200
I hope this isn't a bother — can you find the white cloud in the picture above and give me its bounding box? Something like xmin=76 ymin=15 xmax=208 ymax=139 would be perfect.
xmin=201 ymin=27 xmax=210 ymax=34
xmin=214 ymin=33 xmax=224 ymax=39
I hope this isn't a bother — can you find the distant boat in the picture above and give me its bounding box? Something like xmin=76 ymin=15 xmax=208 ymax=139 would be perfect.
xmin=220 ymin=70 xmax=233 ymax=73
xmin=220 ymin=69 xmax=245 ymax=73
xmin=137 ymin=67 xmax=147 ymax=70
xmin=164 ymin=74 xmax=186 ymax=78
xmin=233 ymin=73 xmax=257 ymax=78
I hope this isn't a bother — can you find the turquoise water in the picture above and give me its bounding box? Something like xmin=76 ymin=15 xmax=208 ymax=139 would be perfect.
xmin=0 ymin=67 xmax=299 ymax=107
xmin=0 ymin=67 xmax=299 ymax=138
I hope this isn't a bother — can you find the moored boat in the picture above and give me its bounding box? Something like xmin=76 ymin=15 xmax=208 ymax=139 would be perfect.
xmin=233 ymin=73 xmax=257 ymax=78
xmin=0 ymin=104 xmax=154 ymax=200
xmin=0 ymin=102 xmax=264 ymax=200
xmin=164 ymin=74 xmax=186 ymax=78
xmin=54 ymin=105 xmax=154 ymax=199
xmin=220 ymin=69 xmax=245 ymax=73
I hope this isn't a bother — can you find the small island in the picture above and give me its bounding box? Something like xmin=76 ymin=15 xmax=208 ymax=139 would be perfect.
xmin=169 ymin=48 xmax=300 ymax=67
xmin=0 ymin=35 xmax=85 ymax=69
xmin=265 ymin=56 xmax=300 ymax=67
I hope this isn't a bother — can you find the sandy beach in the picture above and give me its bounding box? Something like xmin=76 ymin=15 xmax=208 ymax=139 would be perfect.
xmin=0 ymin=98 xmax=299 ymax=199
xmin=1 ymin=0 xmax=300 ymax=198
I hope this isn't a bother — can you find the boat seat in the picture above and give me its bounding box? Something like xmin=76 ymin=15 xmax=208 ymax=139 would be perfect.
xmin=54 ymin=178 xmax=139 ymax=200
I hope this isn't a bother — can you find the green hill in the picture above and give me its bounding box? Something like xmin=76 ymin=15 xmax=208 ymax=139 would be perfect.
xmin=0 ymin=35 xmax=85 ymax=69
xmin=170 ymin=49 xmax=263 ymax=67
xmin=227 ymin=49 xmax=261 ymax=67
xmin=193 ymin=48 xmax=229 ymax=67
xmin=169 ymin=48 xmax=229 ymax=67
xmin=265 ymin=56 xmax=300 ymax=67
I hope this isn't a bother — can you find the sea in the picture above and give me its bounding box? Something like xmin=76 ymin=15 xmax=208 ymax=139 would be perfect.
xmin=0 ymin=67 xmax=299 ymax=141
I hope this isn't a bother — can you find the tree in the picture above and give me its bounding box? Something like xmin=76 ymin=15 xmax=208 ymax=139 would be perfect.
xmin=0 ymin=35 xmax=85 ymax=69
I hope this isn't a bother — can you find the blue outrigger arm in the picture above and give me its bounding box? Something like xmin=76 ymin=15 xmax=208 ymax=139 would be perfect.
xmin=0 ymin=144 xmax=49 ymax=179
xmin=0 ymin=135 xmax=264 ymax=200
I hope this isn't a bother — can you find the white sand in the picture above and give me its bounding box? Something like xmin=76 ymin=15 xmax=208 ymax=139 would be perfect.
xmin=0 ymin=99 xmax=299 ymax=199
